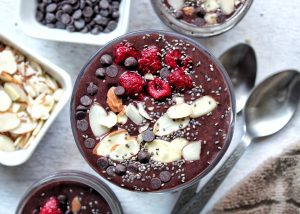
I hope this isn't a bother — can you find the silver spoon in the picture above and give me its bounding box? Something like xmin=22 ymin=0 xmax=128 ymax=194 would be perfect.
xmin=219 ymin=43 xmax=257 ymax=113
xmin=173 ymin=70 xmax=300 ymax=214
xmin=172 ymin=43 xmax=257 ymax=212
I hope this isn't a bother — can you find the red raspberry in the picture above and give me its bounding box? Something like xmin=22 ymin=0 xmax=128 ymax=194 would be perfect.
xmin=39 ymin=197 xmax=62 ymax=214
xmin=138 ymin=46 xmax=162 ymax=74
xmin=147 ymin=78 xmax=172 ymax=100
xmin=114 ymin=42 xmax=141 ymax=64
xmin=167 ymin=68 xmax=193 ymax=90
xmin=164 ymin=49 xmax=192 ymax=69
xmin=119 ymin=71 xmax=144 ymax=96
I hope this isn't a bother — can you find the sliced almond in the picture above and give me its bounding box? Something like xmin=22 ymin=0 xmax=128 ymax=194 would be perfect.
xmin=44 ymin=74 xmax=58 ymax=90
xmin=167 ymin=0 xmax=184 ymax=10
xmin=106 ymin=87 xmax=123 ymax=113
xmin=4 ymin=82 xmax=28 ymax=102
xmin=144 ymin=73 xmax=154 ymax=80
xmin=11 ymin=103 xmax=21 ymax=113
xmin=32 ymin=120 xmax=44 ymax=136
xmin=125 ymin=103 xmax=144 ymax=125
xmin=145 ymin=139 xmax=181 ymax=163
xmin=137 ymin=133 xmax=143 ymax=144
xmin=182 ymin=141 xmax=201 ymax=161
xmin=0 ymin=86 xmax=12 ymax=111
xmin=110 ymin=139 xmax=140 ymax=161
xmin=14 ymin=132 xmax=31 ymax=149
xmin=117 ymin=109 xmax=128 ymax=124
xmin=219 ymin=0 xmax=235 ymax=15
xmin=0 ymin=112 xmax=20 ymax=132
xmin=190 ymin=95 xmax=217 ymax=118
xmin=53 ymin=88 xmax=63 ymax=101
xmin=204 ymin=13 xmax=218 ymax=25
xmin=204 ymin=0 xmax=219 ymax=12
xmin=10 ymin=120 xmax=37 ymax=135
xmin=167 ymin=103 xmax=192 ymax=119
xmin=153 ymin=113 xmax=190 ymax=136
xmin=170 ymin=138 xmax=189 ymax=152
xmin=0 ymin=49 xmax=17 ymax=75
xmin=99 ymin=111 xmax=117 ymax=128
xmin=71 ymin=196 xmax=81 ymax=213
xmin=23 ymin=83 xmax=37 ymax=98
xmin=173 ymin=96 xmax=185 ymax=104
xmin=0 ymin=72 xmax=17 ymax=83
xmin=89 ymin=103 xmax=110 ymax=137
xmin=0 ymin=134 xmax=15 ymax=152
xmin=30 ymin=94 xmax=54 ymax=120
xmin=139 ymin=123 xmax=149 ymax=133
xmin=137 ymin=102 xmax=152 ymax=120
xmin=28 ymin=61 xmax=42 ymax=75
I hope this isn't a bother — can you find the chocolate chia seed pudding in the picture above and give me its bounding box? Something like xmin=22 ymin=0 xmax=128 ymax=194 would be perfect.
xmin=16 ymin=171 xmax=122 ymax=214
xmin=71 ymin=31 xmax=235 ymax=192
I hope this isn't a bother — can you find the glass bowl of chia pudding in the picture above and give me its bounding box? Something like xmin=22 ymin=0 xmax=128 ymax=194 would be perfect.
xmin=70 ymin=30 xmax=236 ymax=193
xmin=16 ymin=171 xmax=122 ymax=214
xmin=151 ymin=0 xmax=253 ymax=37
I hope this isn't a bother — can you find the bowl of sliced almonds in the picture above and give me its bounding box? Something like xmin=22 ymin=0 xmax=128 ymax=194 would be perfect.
xmin=0 ymin=33 xmax=72 ymax=166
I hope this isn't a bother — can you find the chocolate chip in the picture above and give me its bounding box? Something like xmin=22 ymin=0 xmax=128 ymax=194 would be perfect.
xmin=80 ymin=95 xmax=92 ymax=106
xmin=55 ymin=10 xmax=63 ymax=20
xmin=115 ymin=164 xmax=126 ymax=175
xmin=46 ymin=3 xmax=57 ymax=13
xmin=174 ymin=11 xmax=183 ymax=19
xmin=91 ymin=27 xmax=100 ymax=35
xmin=217 ymin=14 xmax=227 ymax=23
xmin=137 ymin=151 xmax=150 ymax=163
xmin=112 ymin=11 xmax=119 ymax=19
xmin=57 ymin=195 xmax=67 ymax=204
xmin=142 ymin=129 xmax=155 ymax=142
xmin=107 ymin=20 xmax=117 ymax=31
xmin=76 ymin=105 xmax=88 ymax=111
xmin=75 ymin=111 xmax=86 ymax=120
xmin=36 ymin=11 xmax=44 ymax=22
xmin=72 ymin=9 xmax=82 ymax=19
xmin=65 ymin=210 xmax=72 ymax=214
xmin=106 ymin=166 xmax=116 ymax=177
xmin=45 ymin=13 xmax=55 ymax=23
xmin=83 ymin=6 xmax=94 ymax=17
xmin=84 ymin=138 xmax=95 ymax=149
xmin=46 ymin=23 xmax=55 ymax=28
xmin=159 ymin=171 xmax=171 ymax=183
xmin=61 ymin=13 xmax=71 ymax=24
xmin=124 ymin=57 xmax=137 ymax=69
xmin=127 ymin=163 xmax=138 ymax=173
xmin=56 ymin=21 xmax=66 ymax=29
xmin=87 ymin=82 xmax=98 ymax=96
xmin=114 ymin=86 xmax=125 ymax=96
xmin=150 ymin=178 xmax=161 ymax=190
xmin=32 ymin=209 xmax=39 ymax=214
xmin=100 ymin=54 xmax=113 ymax=66
xmin=94 ymin=15 xmax=108 ymax=25
xmin=66 ymin=24 xmax=76 ymax=32
xmin=99 ymin=0 xmax=109 ymax=9
xmin=62 ymin=4 xmax=73 ymax=14
xmin=97 ymin=157 xmax=109 ymax=169
xmin=77 ymin=119 xmax=88 ymax=132
xmin=106 ymin=64 xmax=118 ymax=77
xmin=96 ymin=67 xmax=106 ymax=78
xmin=160 ymin=67 xmax=171 ymax=79
xmin=194 ymin=18 xmax=205 ymax=27
xmin=194 ymin=7 xmax=206 ymax=18
xmin=100 ymin=9 xmax=110 ymax=17
xmin=74 ymin=19 xmax=85 ymax=29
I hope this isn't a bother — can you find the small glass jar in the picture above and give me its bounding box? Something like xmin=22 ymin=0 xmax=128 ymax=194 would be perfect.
xmin=151 ymin=0 xmax=253 ymax=37
xmin=16 ymin=170 xmax=123 ymax=214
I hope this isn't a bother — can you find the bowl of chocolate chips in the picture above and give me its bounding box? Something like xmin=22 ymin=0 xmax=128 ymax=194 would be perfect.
xmin=151 ymin=0 xmax=253 ymax=37
xmin=71 ymin=30 xmax=236 ymax=192
xmin=18 ymin=0 xmax=131 ymax=45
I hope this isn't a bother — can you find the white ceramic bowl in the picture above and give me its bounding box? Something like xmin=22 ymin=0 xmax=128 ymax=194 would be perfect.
xmin=0 ymin=33 xmax=72 ymax=166
xmin=18 ymin=0 xmax=131 ymax=45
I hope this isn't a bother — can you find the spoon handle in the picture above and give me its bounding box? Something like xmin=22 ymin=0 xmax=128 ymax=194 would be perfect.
xmin=173 ymin=134 xmax=252 ymax=214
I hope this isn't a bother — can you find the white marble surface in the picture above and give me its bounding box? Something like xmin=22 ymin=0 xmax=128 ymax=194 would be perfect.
xmin=0 ymin=0 xmax=300 ymax=214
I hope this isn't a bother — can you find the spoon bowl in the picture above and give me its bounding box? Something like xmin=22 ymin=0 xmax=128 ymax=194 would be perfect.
xmin=219 ymin=44 xmax=257 ymax=113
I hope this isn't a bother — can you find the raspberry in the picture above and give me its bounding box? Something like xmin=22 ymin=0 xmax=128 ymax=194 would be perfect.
xmin=147 ymin=78 xmax=172 ymax=100
xmin=39 ymin=197 xmax=63 ymax=214
xmin=164 ymin=49 xmax=192 ymax=69
xmin=114 ymin=42 xmax=140 ymax=64
xmin=119 ymin=71 xmax=144 ymax=96
xmin=138 ymin=46 xmax=162 ymax=74
xmin=167 ymin=68 xmax=193 ymax=90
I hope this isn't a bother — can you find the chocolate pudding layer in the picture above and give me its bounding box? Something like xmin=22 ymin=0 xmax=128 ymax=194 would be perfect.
xmin=71 ymin=31 xmax=234 ymax=192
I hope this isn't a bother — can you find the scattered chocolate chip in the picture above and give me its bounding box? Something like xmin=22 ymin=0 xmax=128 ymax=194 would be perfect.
xmin=115 ymin=164 xmax=126 ymax=175
xmin=32 ymin=209 xmax=39 ymax=214
xmin=194 ymin=7 xmax=206 ymax=18
xmin=84 ymin=138 xmax=95 ymax=149
xmin=217 ymin=14 xmax=227 ymax=23
xmin=137 ymin=151 xmax=150 ymax=163
xmin=87 ymin=82 xmax=98 ymax=96
xmin=58 ymin=195 xmax=67 ymax=204
xmin=194 ymin=18 xmax=205 ymax=27
xmin=106 ymin=64 xmax=118 ymax=77
xmin=127 ymin=163 xmax=139 ymax=173
xmin=75 ymin=111 xmax=86 ymax=120
xmin=76 ymin=105 xmax=88 ymax=111
xmin=77 ymin=119 xmax=88 ymax=132
xmin=106 ymin=166 xmax=116 ymax=177
xmin=96 ymin=67 xmax=106 ymax=79
xmin=114 ymin=86 xmax=125 ymax=96
xmin=46 ymin=3 xmax=57 ymax=13
xmin=80 ymin=95 xmax=92 ymax=106
xmin=61 ymin=13 xmax=71 ymax=24
xmin=159 ymin=171 xmax=171 ymax=183
xmin=160 ymin=67 xmax=171 ymax=79
xmin=83 ymin=6 xmax=94 ymax=17
xmin=124 ymin=57 xmax=137 ymax=69
xmin=174 ymin=11 xmax=183 ymax=19
xmin=150 ymin=178 xmax=161 ymax=190
xmin=100 ymin=54 xmax=113 ymax=66
xmin=142 ymin=129 xmax=155 ymax=142
xmin=65 ymin=210 xmax=72 ymax=214
xmin=97 ymin=157 xmax=109 ymax=169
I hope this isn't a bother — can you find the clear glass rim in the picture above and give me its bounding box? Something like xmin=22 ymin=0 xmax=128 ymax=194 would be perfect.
xmin=15 ymin=170 xmax=123 ymax=214
xmin=70 ymin=30 xmax=236 ymax=193
xmin=150 ymin=0 xmax=254 ymax=37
